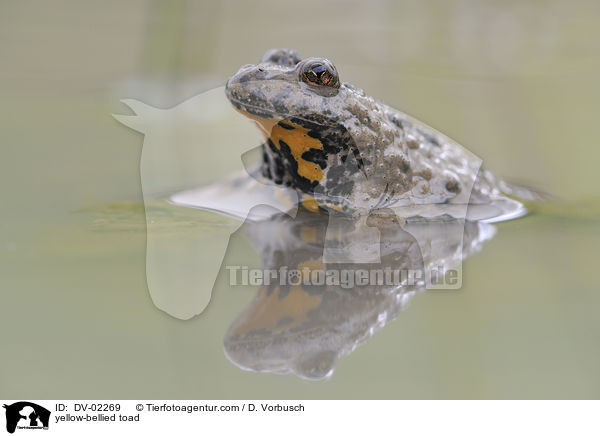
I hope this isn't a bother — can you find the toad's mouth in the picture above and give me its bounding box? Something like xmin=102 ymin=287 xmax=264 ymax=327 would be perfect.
xmin=226 ymin=95 xmax=279 ymax=120
xmin=225 ymin=79 xmax=341 ymax=128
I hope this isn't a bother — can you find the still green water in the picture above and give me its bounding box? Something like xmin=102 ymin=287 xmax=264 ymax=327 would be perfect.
xmin=1 ymin=0 xmax=600 ymax=398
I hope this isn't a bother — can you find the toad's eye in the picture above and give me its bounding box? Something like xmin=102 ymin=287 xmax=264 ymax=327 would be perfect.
xmin=300 ymin=59 xmax=340 ymax=88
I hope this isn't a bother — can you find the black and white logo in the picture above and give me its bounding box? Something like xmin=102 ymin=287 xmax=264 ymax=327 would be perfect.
xmin=3 ymin=402 xmax=50 ymax=433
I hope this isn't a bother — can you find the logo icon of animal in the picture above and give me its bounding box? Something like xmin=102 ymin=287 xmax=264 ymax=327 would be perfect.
xmin=3 ymin=402 xmax=50 ymax=434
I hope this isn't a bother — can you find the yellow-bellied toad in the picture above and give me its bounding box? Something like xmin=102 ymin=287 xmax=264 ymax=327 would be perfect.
xmin=225 ymin=48 xmax=522 ymax=220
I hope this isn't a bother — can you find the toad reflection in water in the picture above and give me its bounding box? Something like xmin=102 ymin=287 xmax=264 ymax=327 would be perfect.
xmin=115 ymin=49 xmax=532 ymax=378
xmin=172 ymin=49 xmax=528 ymax=378
xmin=222 ymin=206 xmax=496 ymax=380
xmin=209 ymin=49 xmax=516 ymax=378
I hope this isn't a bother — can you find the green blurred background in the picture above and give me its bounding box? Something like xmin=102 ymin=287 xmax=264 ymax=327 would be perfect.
xmin=1 ymin=0 xmax=599 ymax=398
